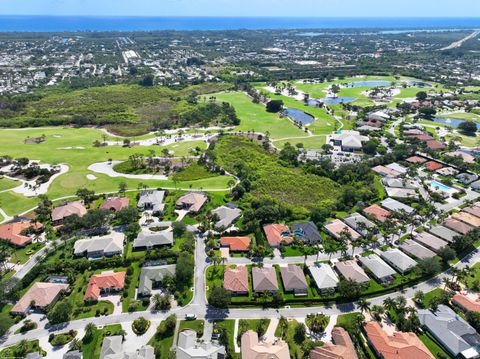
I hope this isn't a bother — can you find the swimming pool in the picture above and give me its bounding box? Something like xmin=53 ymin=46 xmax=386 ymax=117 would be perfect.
xmin=431 ymin=181 xmax=452 ymax=192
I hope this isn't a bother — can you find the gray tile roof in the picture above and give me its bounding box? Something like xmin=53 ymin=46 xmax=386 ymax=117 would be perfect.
xmin=399 ymin=239 xmax=436 ymax=260
xmin=428 ymin=225 xmax=459 ymax=243
xmin=414 ymin=232 xmax=448 ymax=252
xmin=74 ymin=235 xmax=124 ymax=258
xmin=133 ymin=231 xmax=173 ymax=249
xmin=137 ymin=190 xmax=165 ymax=212
xmin=334 ymin=260 xmax=370 ymax=284
xmin=381 ymin=198 xmax=415 ymax=214
xmin=252 ymin=267 xmax=278 ymax=292
xmin=138 ymin=264 xmax=176 ymax=296
xmin=343 ymin=213 xmax=375 ymax=235
xmin=280 ymin=265 xmax=308 ymax=293
xmin=380 ymin=248 xmax=417 ymax=274
xmin=359 ymin=254 xmax=396 ymax=280
xmin=211 ymin=205 xmax=242 ymax=229
xmin=63 ymin=351 xmax=82 ymax=359
xmin=418 ymin=305 xmax=480 ymax=357
xmin=308 ymin=263 xmax=339 ymax=290
xmin=290 ymin=221 xmax=322 ymax=243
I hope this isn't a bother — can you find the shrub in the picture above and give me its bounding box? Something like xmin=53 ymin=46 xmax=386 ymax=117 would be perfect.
xmin=132 ymin=317 xmax=151 ymax=335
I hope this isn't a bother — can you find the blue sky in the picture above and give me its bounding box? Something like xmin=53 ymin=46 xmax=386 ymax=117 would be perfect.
xmin=0 ymin=0 xmax=478 ymax=17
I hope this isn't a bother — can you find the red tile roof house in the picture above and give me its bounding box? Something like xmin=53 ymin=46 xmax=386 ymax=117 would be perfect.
xmin=0 ymin=220 xmax=42 ymax=247
xmin=363 ymin=204 xmax=391 ymax=223
xmin=263 ymin=224 xmax=293 ymax=247
xmin=364 ymin=321 xmax=434 ymax=359
xmin=408 ymin=134 xmax=434 ymax=141
xmin=453 ymin=212 xmax=480 ymax=228
xmin=11 ymin=282 xmax=69 ymax=314
xmin=223 ymin=266 xmax=249 ymax=295
xmin=252 ymin=266 xmax=278 ymax=293
xmin=100 ymin=197 xmax=130 ymax=212
xmin=324 ymin=219 xmax=361 ymax=241
xmin=84 ymin=272 xmax=126 ymax=301
xmin=175 ymin=192 xmax=208 ymax=213
xmin=52 ymin=200 xmax=87 ymax=224
xmin=280 ymin=265 xmax=308 ymax=296
xmin=443 ymin=218 xmax=474 ymax=235
xmin=452 ymin=294 xmax=480 ymax=313
xmin=310 ymin=327 xmax=358 ymax=359
xmin=220 ymin=236 xmax=251 ymax=252
xmin=424 ymin=161 xmax=443 ymax=172
xmin=406 ymin=156 xmax=427 ymax=164
xmin=426 ymin=140 xmax=446 ymax=150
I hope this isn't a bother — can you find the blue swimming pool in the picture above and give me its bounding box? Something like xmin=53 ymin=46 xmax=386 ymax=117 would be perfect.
xmin=431 ymin=181 xmax=452 ymax=191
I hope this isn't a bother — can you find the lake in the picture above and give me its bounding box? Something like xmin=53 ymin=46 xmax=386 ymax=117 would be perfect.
xmin=284 ymin=108 xmax=315 ymax=124
xmin=346 ymin=81 xmax=392 ymax=87
xmin=321 ymin=97 xmax=356 ymax=104
xmin=433 ymin=117 xmax=480 ymax=129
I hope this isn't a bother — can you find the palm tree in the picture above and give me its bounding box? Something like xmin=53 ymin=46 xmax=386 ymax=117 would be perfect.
xmin=85 ymin=323 xmax=96 ymax=340
xmin=370 ymin=305 xmax=385 ymax=321
xmin=356 ymin=298 xmax=371 ymax=313
xmin=68 ymin=338 xmax=82 ymax=351
xmin=152 ymin=293 xmax=162 ymax=310
xmin=278 ymin=316 xmax=288 ymax=339
xmin=383 ymin=297 xmax=397 ymax=312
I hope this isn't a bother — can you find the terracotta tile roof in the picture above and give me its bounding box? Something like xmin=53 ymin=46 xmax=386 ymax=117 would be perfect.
xmin=363 ymin=204 xmax=391 ymax=223
xmin=452 ymin=294 xmax=480 ymax=313
xmin=241 ymin=330 xmax=290 ymax=359
xmin=424 ymin=161 xmax=443 ymax=171
xmin=325 ymin=219 xmax=361 ymax=241
xmin=334 ymin=260 xmax=370 ymax=284
xmin=464 ymin=206 xmax=480 ymax=218
xmin=409 ymin=134 xmax=434 ymax=141
xmin=372 ymin=165 xmax=400 ymax=177
xmin=364 ymin=321 xmax=434 ymax=359
xmin=0 ymin=220 xmax=42 ymax=247
xmin=220 ymin=236 xmax=251 ymax=251
xmin=406 ymin=156 xmax=427 ymax=164
xmin=452 ymin=212 xmax=480 ymax=228
xmin=11 ymin=282 xmax=69 ymax=314
xmin=252 ymin=266 xmax=278 ymax=292
xmin=100 ymin=197 xmax=129 ymax=212
xmin=224 ymin=266 xmax=249 ymax=293
xmin=52 ymin=201 xmax=87 ymax=222
xmin=84 ymin=272 xmax=126 ymax=300
xmin=263 ymin=224 xmax=293 ymax=246
xmin=176 ymin=192 xmax=208 ymax=212
xmin=426 ymin=140 xmax=446 ymax=150
xmin=443 ymin=218 xmax=474 ymax=235
xmin=310 ymin=327 xmax=358 ymax=359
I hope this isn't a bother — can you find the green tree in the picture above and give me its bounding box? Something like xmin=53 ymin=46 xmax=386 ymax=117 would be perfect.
xmin=48 ymin=301 xmax=72 ymax=324
xmin=209 ymin=287 xmax=231 ymax=308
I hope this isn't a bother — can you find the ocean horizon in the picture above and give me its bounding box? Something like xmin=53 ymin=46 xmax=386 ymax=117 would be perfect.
xmin=0 ymin=16 xmax=479 ymax=32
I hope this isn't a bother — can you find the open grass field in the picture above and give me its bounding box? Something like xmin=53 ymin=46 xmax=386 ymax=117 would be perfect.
xmin=438 ymin=111 xmax=480 ymax=122
xmin=0 ymin=127 xmax=233 ymax=216
xmin=273 ymin=135 xmax=327 ymax=150
xmin=447 ymin=133 xmax=478 ymax=147
xmin=213 ymin=92 xmax=307 ymax=139
xmin=0 ymin=177 xmax=19 ymax=192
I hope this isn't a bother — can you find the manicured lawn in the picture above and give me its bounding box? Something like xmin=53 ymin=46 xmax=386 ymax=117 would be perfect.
xmin=0 ymin=340 xmax=45 ymax=358
xmin=465 ymin=262 xmax=480 ymax=289
xmin=438 ymin=111 xmax=480 ymax=122
xmin=10 ymin=242 xmax=45 ymax=264
xmin=423 ymin=288 xmax=447 ymax=308
xmin=122 ymin=262 xmax=149 ymax=312
xmin=0 ymin=304 xmax=15 ymax=337
xmin=0 ymin=177 xmax=19 ymax=191
xmin=213 ymin=92 xmax=307 ymax=139
xmin=395 ymin=87 xmax=436 ymax=98
xmin=82 ymin=324 xmax=124 ymax=359
xmin=273 ymin=135 xmax=327 ymax=150
xmin=179 ymin=320 xmax=205 ymax=339
xmin=419 ymin=332 xmax=453 ymax=359
xmin=446 ymin=133 xmax=478 ymax=147
xmin=213 ymin=320 xmax=238 ymax=359
xmin=148 ymin=322 xmax=175 ymax=359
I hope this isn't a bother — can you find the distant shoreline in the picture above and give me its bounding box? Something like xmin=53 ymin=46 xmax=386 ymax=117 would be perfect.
xmin=0 ymin=16 xmax=479 ymax=32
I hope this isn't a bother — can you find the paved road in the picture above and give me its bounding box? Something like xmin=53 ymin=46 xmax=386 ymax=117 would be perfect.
xmin=440 ymin=31 xmax=480 ymax=51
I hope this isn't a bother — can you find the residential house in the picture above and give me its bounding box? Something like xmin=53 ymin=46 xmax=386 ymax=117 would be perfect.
xmin=310 ymin=327 xmax=358 ymax=359
xmin=406 ymin=156 xmax=427 ymax=164
xmin=291 ymin=221 xmax=322 ymax=244
xmin=220 ymin=236 xmax=251 ymax=252
xmin=133 ymin=231 xmax=173 ymax=250
xmin=436 ymin=167 xmax=459 ymax=177
xmin=100 ymin=335 xmax=154 ymax=359
xmin=176 ymin=192 xmax=208 ymax=213
xmin=84 ymin=272 xmax=126 ymax=301
xmin=464 ymin=206 xmax=480 ymax=218
xmin=0 ymin=220 xmax=42 ymax=247
xmin=446 ymin=151 xmax=476 ymax=164
xmin=380 ymin=248 xmax=417 ymax=274
xmin=385 ymin=187 xmax=418 ymax=199
xmin=224 ymin=266 xmax=249 ymax=295
xmin=241 ymin=330 xmax=289 ymax=359
xmin=381 ymin=198 xmax=415 ymax=214
xmin=324 ymin=219 xmax=361 ymax=241
xmin=364 ymin=321 xmax=434 ymax=359
xmin=331 ymin=130 xmax=368 ymax=152
xmin=399 ymin=239 xmax=436 ymax=260
xmin=471 ymin=180 xmax=480 ymax=191
xmin=414 ymin=232 xmax=448 ymax=253
xmin=138 ymin=264 xmax=176 ymax=297
xmin=426 ymin=140 xmax=446 ymax=151
xmin=382 ymin=177 xmax=416 ymax=189
xmin=418 ymin=305 xmax=480 ymax=359
xmin=359 ymin=254 xmax=396 ymax=283
xmin=443 ymin=218 xmax=474 ymax=235
xmin=252 ymin=267 xmax=278 ymax=293
xmin=424 ymin=161 xmax=443 ymax=172
xmin=452 ymin=294 xmax=480 ymax=313
xmin=309 ymin=263 xmax=339 ymax=294
xmin=177 ymin=330 xmax=225 ymax=359
xmin=263 ymin=224 xmax=293 ymax=247
xmin=457 ymin=173 xmax=479 ymax=185
xmin=372 ymin=165 xmax=401 ymax=178
xmin=11 ymin=282 xmax=69 ymax=314
xmin=137 ymin=190 xmax=165 ymax=213
xmin=334 ymin=260 xmax=370 ymax=284
xmin=453 ymin=212 xmax=480 ymax=228
xmin=280 ymin=265 xmax=308 ymax=295
xmin=74 ymin=234 xmax=124 ymax=259
xmin=363 ymin=204 xmax=391 ymax=223
xmin=386 ymin=163 xmax=408 ymax=175
xmin=63 ymin=351 xmax=82 ymax=359
xmin=211 ymin=205 xmax=242 ymax=230
xmin=343 ymin=213 xmax=375 ymax=236
xmin=52 ymin=201 xmax=87 ymax=223
xmin=100 ymin=197 xmax=130 ymax=212
xmin=428 ymin=225 xmax=459 ymax=243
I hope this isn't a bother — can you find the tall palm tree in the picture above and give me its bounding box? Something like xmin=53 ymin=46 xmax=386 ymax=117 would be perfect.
xmin=356 ymin=298 xmax=371 ymax=313
xmin=383 ymin=297 xmax=397 ymax=312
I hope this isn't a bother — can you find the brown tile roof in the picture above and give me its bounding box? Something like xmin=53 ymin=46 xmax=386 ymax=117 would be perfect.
xmin=334 ymin=260 xmax=370 ymax=284
xmin=426 ymin=140 xmax=446 ymax=150
xmin=310 ymin=327 xmax=358 ymax=359
xmin=364 ymin=321 xmax=434 ymax=359
xmin=100 ymin=197 xmax=130 ymax=212
xmin=406 ymin=156 xmax=427 ymax=164
xmin=452 ymin=212 xmax=480 ymax=228
xmin=325 ymin=219 xmax=361 ymax=241
xmin=176 ymin=192 xmax=208 ymax=212
xmin=11 ymin=282 xmax=69 ymax=314
xmin=443 ymin=218 xmax=474 ymax=235
xmin=263 ymin=224 xmax=293 ymax=247
xmin=252 ymin=267 xmax=278 ymax=292
xmin=452 ymin=294 xmax=480 ymax=313
xmin=241 ymin=331 xmax=290 ymax=359
xmin=414 ymin=232 xmax=448 ymax=252
xmin=464 ymin=206 xmax=480 ymax=218
xmin=363 ymin=204 xmax=391 ymax=223
xmin=220 ymin=236 xmax=251 ymax=251
xmin=424 ymin=161 xmax=443 ymax=171
xmin=52 ymin=201 xmax=87 ymax=222
xmin=408 ymin=134 xmax=434 ymax=141
xmin=84 ymin=272 xmax=126 ymax=300
xmin=224 ymin=266 xmax=249 ymax=293
xmin=280 ymin=265 xmax=308 ymax=292
xmin=0 ymin=220 xmax=42 ymax=247
xmin=372 ymin=165 xmax=400 ymax=177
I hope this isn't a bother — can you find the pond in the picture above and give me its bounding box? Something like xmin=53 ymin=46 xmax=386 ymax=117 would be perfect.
xmin=321 ymin=97 xmax=356 ymax=105
xmin=346 ymin=80 xmax=392 ymax=87
xmin=284 ymin=108 xmax=315 ymax=124
xmin=407 ymin=80 xmax=432 ymax=88
xmin=433 ymin=117 xmax=480 ymax=130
